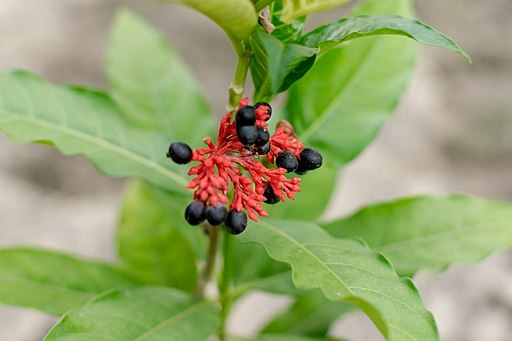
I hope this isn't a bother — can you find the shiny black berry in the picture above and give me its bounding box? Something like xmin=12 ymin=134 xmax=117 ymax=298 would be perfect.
xmin=276 ymin=151 xmax=298 ymax=173
xmin=264 ymin=185 xmax=279 ymax=205
xmin=296 ymin=148 xmax=323 ymax=173
xmin=236 ymin=106 xmax=256 ymax=127
xmin=237 ymin=125 xmax=258 ymax=145
xmin=206 ymin=204 xmax=228 ymax=226
xmin=255 ymin=127 xmax=270 ymax=147
xmin=255 ymin=102 xmax=272 ymax=121
xmin=225 ymin=210 xmax=247 ymax=235
xmin=167 ymin=142 xmax=192 ymax=164
xmin=257 ymin=141 xmax=271 ymax=155
xmin=184 ymin=200 xmax=206 ymax=226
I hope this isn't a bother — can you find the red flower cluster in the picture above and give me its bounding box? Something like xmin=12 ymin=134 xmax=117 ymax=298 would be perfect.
xmin=167 ymin=98 xmax=322 ymax=234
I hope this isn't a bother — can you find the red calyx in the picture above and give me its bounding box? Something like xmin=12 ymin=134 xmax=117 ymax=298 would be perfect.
xmin=183 ymin=98 xmax=304 ymax=222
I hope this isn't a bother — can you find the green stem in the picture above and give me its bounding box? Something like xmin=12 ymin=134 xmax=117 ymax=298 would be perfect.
xmin=220 ymin=36 xmax=252 ymax=340
xmin=195 ymin=225 xmax=219 ymax=298
xmin=228 ymin=49 xmax=251 ymax=113
xmin=219 ymin=231 xmax=235 ymax=340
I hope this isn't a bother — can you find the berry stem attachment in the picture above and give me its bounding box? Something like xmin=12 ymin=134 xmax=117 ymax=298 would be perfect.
xmin=219 ymin=231 xmax=236 ymax=340
xmin=195 ymin=224 xmax=220 ymax=298
xmin=228 ymin=51 xmax=251 ymax=113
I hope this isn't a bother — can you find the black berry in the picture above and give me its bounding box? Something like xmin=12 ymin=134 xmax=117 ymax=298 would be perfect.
xmin=206 ymin=204 xmax=228 ymax=226
xmin=237 ymin=125 xmax=258 ymax=145
xmin=236 ymin=106 xmax=256 ymax=127
xmin=184 ymin=200 xmax=206 ymax=226
xmin=257 ymin=141 xmax=271 ymax=155
xmin=255 ymin=102 xmax=272 ymax=121
xmin=264 ymin=185 xmax=279 ymax=205
xmin=296 ymin=148 xmax=323 ymax=173
xmin=225 ymin=210 xmax=247 ymax=235
xmin=276 ymin=151 xmax=298 ymax=173
xmin=167 ymin=142 xmax=192 ymax=164
xmin=255 ymin=127 xmax=270 ymax=147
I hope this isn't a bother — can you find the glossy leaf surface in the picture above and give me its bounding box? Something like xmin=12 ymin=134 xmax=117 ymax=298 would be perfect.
xmin=0 ymin=248 xmax=138 ymax=315
xmin=270 ymin=2 xmax=306 ymax=43
xmin=240 ymin=219 xmax=439 ymax=340
xmin=286 ymin=0 xmax=418 ymax=166
xmin=301 ymin=15 xmax=470 ymax=61
xmin=250 ymin=28 xmax=317 ymax=101
xmin=107 ymin=9 xmax=213 ymax=139
xmin=0 ymin=71 xmax=188 ymax=193
xmin=117 ymin=181 xmax=197 ymax=292
xmin=44 ymin=287 xmax=220 ymax=340
xmin=324 ymin=195 xmax=512 ymax=276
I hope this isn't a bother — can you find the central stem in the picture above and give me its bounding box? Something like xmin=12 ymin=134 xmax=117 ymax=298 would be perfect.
xmin=228 ymin=50 xmax=251 ymax=113
xmin=195 ymin=224 xmax=219 ymax=298
xmin=220 ymin=41 xmax=251 ymax=340
xmin=219 ymin=230 xmax=236 ymax=340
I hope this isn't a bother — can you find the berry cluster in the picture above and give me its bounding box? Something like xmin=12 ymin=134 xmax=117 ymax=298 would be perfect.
xmin=167 ymin=98 xmax=322 ymax=235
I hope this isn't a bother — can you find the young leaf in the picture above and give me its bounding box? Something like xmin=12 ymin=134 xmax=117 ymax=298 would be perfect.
xmin=44 ymin=287 xmax=220 ymax=340
xmin=286 ymin=0 xmax=418 ymax=166
xmin=239 ymin=220 xmax=439 ymax=341
xmin=250 ymin=28 xmax=317 ymax=101
xmin=262 ymin=291 xmax=355 ymax=337
xmin=301 ymin=15 xmax=471 ymax=62
xmin=281 ymin=0 xmax=353 ymax=23
xmin=107 ymin=9 xmax=213 ymax=139
xmin=0 ymin=248 xmax=138 ymax=315
xmin=270 ymin=2 xmax=307 ymax=43
xmin=0 ymin=71 xmax=189 ymax=193
xmin=117 ymin=181 xmax=198 ymax=292
xmin=323 ymin=195 xmax=512 ymax=277
xmin=162 ymin=0 xmax=258 ymax=44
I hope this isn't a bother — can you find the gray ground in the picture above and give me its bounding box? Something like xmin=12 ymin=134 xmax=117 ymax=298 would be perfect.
xmin=0 ymin=0 xmax=511 ymax=340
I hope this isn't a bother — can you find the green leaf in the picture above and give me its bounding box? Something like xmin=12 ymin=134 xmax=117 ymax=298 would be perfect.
xmin=0 ymin=71 xmax=189 ymax=193
xmin=262 ymin=291 xmax=355 ymax=337
xmin=286 ymin=0 xmax=418 ymax=166
xmin=117 ymin=181 xmax=198 ymax=292
xmin=107 ymin=9 xmax=213 ymax=139
xmin=281 ymin=0 xmax=353 ymax=23
xmin=270 ymin=2 xmax=306 ymax=43
xmin=250 ymin=28 xmax=317 ymax=101
xmin=162 ymin=0 xmax=257 ymax=44
xmin=233 ymin=166 xmax=339 ymax=297
xmin=240 ymin=220 xmax=439 ymax=341
xmin=0 ymin=248 xmax=138 ymax=315
xmin=301 ymin=15 xmax=471 ymax=62
xmin=324 ymin=195 xmax=512 ymax=277
xmin=258 ymin=334 xmax=339 ymax=341
xmin=233 ymin=238 xmax=297 ymax=296
xmin=148 ymin=185 xmax=208 ymax=258
xmin=266 ymin=163 xmax=338 ymax=221
xmin=44 ymin=287 xmax=220 ymax=340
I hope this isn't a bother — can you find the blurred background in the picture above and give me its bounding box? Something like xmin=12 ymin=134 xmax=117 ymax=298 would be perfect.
xmin=0 ymin=0 xmax=511 ymax=340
